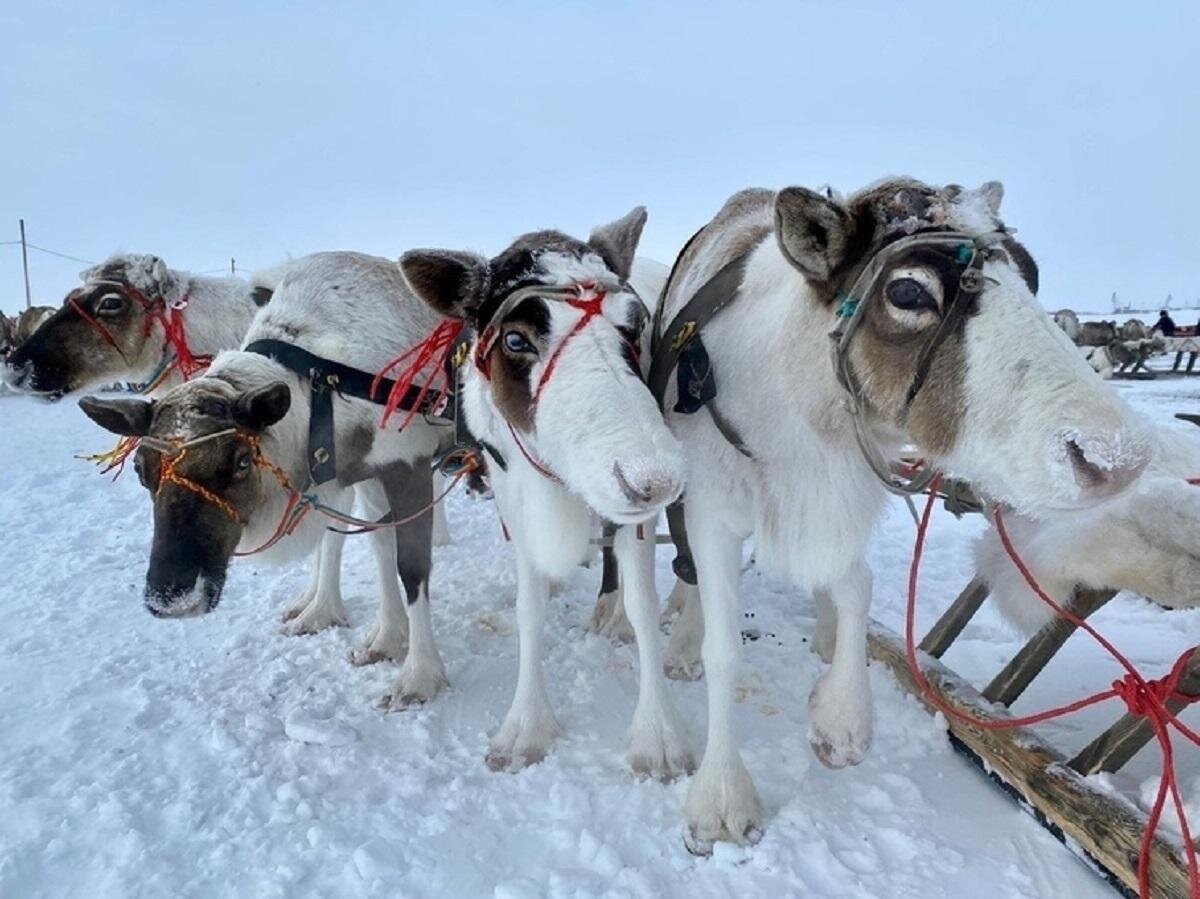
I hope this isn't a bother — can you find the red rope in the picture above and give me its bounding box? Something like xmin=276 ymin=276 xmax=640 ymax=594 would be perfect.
xmin=905 ymin=475 xmax=1200 ymax=898
xmin=506 ymin=422 xmax=562 ymax=483
xmin=531 ymin=289 xmax=606 ymax=406
xmin=146 ymin=304 xmax=212 ymax=380
xmin=68 ymin=295 xmax=123 ymax=353
xmin=69 ymin=284 xmax=212 ymax=383
xmin=372 ymin=319 xmax=465 ymax=430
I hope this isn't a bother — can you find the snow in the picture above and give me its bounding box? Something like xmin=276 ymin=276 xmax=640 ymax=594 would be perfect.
xmin=1 ymin=375 xmax=1197 ymax=898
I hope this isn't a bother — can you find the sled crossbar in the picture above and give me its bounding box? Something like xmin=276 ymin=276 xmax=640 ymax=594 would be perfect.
xmin=869 ymin=610 xmax=1198 ymax=899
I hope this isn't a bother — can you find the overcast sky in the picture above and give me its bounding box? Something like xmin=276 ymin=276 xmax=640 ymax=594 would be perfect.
xmin=2 ymin=1 xmax=1197 ymax=314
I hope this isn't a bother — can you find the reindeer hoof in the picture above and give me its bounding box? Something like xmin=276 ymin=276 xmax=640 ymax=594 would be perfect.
xmin=663 ymin=657 xmax=704 ymax=682
xmin=282 ymin=605 xmax=347 ymax=636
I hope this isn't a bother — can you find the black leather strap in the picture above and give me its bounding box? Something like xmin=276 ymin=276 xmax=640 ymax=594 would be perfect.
xmin=246 ymin=338 xmax=453 ymax=485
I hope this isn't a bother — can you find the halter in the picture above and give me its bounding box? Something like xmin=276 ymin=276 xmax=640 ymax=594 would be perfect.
xmin=471 ymin=279 xmax=649 ymax=481
xmin=141 ymin=428 xmax=295 ymax=530
xmin=829 ymin=228 xmax=1007 ymax=497
xmin=141 ymin=424 xmax=472 ymax=556
xmin=66 ymin=278 xmax=212 ymax=389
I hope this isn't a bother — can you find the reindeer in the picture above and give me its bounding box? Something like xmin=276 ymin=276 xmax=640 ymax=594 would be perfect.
xmin=977 ymin=420 xmax=1200 ymax=633
xmin=77 ymin=252 xmax=453 ymax=708
xmin=1077 ymin=319 xmax=1118 ymax=347
xmin=1120 ymin=318 xmax=1149 ymax=341
xmin=1053 ymin=308 xmax=1080 ymax=342
xmin=4 ymin=255 xmax=259 ymax=398
xmin=650 ymin=179 xmax=1150 ymax=853
xmin=399 ymin=210 xmax=695 ymax=777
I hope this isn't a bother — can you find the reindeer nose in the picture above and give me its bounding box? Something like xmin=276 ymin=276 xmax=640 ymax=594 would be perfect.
xmin=1063 ymin=434 xmax=1149 ymax=500
xmin=613 ymin=460 xmax=684 ymax=510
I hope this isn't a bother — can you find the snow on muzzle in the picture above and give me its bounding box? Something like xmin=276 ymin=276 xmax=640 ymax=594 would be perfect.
xmin=941 ymin=283 xmax=1152 ymax=514
xmin=531 ymin=326 xmax=684 ymax=524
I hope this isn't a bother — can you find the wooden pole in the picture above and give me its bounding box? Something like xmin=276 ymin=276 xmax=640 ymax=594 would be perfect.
xmin=230 ymin=257 xmax=236 ymax=276
xmin=19 ymin=219 xmax=31 ymax=309
xmin=868 ymin=622 xmax=1193 ymax=898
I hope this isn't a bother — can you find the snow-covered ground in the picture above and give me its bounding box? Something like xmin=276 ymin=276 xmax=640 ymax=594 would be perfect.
xmin=1 ymin=376 xmax=1197 ymax=899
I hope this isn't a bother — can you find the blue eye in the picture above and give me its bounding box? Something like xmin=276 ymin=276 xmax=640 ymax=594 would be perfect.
xmin=886 ymin=278 xmax=933 ymax=310
xmin=503 ymin=330 xmax=536 ymax=354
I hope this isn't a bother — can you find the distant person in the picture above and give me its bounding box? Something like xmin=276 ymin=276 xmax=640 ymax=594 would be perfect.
xmin=1154 ymin=310 xmax=1177 ymax=336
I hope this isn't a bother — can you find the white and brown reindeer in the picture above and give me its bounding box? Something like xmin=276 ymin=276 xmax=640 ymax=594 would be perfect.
xmin=651 ymin=178 xmax=1152 ymax=852
xmin=398 ymin=210 xmax=696 ymax=777
xmin=5 ymin=254 xmax=258 ymax=398
xmin=77 ymin=251 xmax=454 ymax=708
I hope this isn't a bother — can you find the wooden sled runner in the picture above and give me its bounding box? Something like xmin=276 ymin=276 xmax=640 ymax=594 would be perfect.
xmin=868 ymin=575 xmax=1200 ymax=899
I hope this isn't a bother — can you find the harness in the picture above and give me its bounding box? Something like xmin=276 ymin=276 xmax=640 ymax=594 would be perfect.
xmin=649 ymin=226 xmax=1007 ymax=583
xmin=245 ymin=338 xmax=457 ymax=486
xmin=68 ymin=279 xmax=213 ymax=390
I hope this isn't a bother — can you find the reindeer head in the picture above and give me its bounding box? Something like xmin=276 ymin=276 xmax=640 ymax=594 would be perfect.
xmin=775 ymin=178 xmax=1150 ymax=513
xmin=78 ymin=375 xmax=293 ymax=616
xmin=401 ymin=208 xmax=684 ymax=524
xmin=5 ymin=254 xmax=186 ymax=397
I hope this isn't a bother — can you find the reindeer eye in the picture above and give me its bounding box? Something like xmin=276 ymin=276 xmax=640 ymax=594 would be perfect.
xmin=96 ymin=293 xmax=126 ymax=315
xmin=234 ymin=448 xmax=253 ymax=475
xmin=503 ymin=330 xmax=537 ymax=355
xmin=886 ymin=278 xmax=934 ymax=311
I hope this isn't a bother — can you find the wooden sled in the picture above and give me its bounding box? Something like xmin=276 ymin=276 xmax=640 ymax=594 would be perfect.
xmin=868 ymin=577 xmax=1199 ymax=898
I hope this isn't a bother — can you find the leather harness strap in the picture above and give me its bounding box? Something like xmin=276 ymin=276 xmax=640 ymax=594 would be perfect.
xmin=647 ymin=252 xmax=754 ymax=457
xmin=245 ymin=338 xmax=454 ymax=486
xmin=647 ymin=251 xmax=755 ymax=585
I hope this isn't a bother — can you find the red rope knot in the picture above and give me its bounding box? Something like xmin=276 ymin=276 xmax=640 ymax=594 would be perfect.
xmin=1112 ymin=650 xmax=1198 ymax=719
xmin=371 ymin=318 xmax=466 ymax=430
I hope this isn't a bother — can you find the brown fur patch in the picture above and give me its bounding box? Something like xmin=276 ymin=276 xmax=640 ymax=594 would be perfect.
xmin=488 ymin=335 xmax=538 ymax=433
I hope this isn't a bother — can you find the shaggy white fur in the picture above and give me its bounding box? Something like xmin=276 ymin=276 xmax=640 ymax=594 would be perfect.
xmin=659 ymin=181 xmax=1153 ymax=852
xmin=977 ymin=422 xmax=1200 ymax=634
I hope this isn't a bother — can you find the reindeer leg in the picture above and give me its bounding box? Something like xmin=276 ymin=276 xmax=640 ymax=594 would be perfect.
xmin=683 ymin=500 xmax=762 ymax=854
xmin=350 ymin=480 xmax=409 ymax=667
xmin=282 ymin=528 xmax=349 ymax=634
xmin=431 ymin=470 xmax=452 ymax=547
xmin=663 ymin=582 xmax=704 ymax=681
xmin=810 ymin=586 xmax=837 ymax=663
xmin=808 ymin=558 xmax=873 ymax=769
xmin=377 ymin=460 xmax=447 ymax=708
xmin=619 ymin=526 xmax=695 ymax=780
xmin=486 ymin=545 xmax=563 ymax=770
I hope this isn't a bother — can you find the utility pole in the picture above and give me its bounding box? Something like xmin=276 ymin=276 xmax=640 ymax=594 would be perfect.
xmin=231 ymin=257 xmax=236 ymax=276
xmin=19 ymin=219 xmax=31 ymax=309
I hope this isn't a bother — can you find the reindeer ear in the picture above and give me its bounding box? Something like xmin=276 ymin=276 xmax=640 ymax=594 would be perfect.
xmin=233 ymin=382 xmax=291 ymax=431
xmin=774 ymin=187 xmax=856 ymax=284
xmin=588 ymin=206 xmax=648 ymax=281
xmin=79 ymin=396 xmax=154 ymax=436
xmin=978 ymin=181 xmax=1004 ymax=214
xmin=399 ymin=250 xmax=490 ymax=320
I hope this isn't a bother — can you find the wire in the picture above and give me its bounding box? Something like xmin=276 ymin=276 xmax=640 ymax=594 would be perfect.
xmin=24 ymin=243 xmax=96 ymax=265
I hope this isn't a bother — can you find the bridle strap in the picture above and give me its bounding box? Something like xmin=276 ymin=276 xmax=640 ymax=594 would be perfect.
xmin=828 ymin=230 xmax=1006 ymax=497
xmin=473 ymin=279 xmax=643 ymax=483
